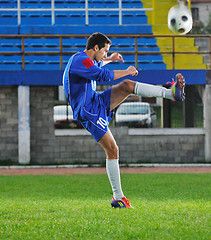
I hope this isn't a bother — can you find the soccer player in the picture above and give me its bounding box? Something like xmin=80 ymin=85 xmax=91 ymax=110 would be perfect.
xmin=63 ymin=32 xmax=185 ymax=208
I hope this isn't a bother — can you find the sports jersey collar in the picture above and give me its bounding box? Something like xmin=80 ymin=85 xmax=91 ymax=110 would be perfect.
xmin=81 ymin=51 xmax=103 ymax=67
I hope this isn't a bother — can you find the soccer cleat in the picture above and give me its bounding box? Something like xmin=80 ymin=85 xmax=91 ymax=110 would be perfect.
xmin=168 ymin=73 xmax=186 ymax=101
xmin=111 ymin=196 xmax=134 ymax=209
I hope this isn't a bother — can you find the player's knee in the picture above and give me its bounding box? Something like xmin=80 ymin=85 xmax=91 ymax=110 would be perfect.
xmin=122 ymin=80 xmax=135 ymax=94
xmin=107 ymin=143 xmax=119 ymax=159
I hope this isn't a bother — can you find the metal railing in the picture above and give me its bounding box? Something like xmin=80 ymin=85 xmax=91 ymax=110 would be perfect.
xmin=0 ymin=0 xmax=153 ymax=25
xmin=0 ymin=34 xmax=210 ymax=69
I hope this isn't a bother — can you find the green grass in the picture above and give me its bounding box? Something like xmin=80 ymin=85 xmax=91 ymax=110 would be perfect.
xmin=0 ymin=174 xmax=210 ymax=240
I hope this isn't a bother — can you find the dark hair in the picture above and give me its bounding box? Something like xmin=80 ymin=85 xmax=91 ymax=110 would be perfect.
xmin=86 ymin=32 xmax=112 ymax=50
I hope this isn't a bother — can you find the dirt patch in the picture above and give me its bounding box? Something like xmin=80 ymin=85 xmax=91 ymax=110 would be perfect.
xmin=0 ymin=167 xmax=210 ymax=175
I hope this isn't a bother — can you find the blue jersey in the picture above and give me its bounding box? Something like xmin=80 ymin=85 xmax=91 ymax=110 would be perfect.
xmin=63 ymin=51 xmax=114 ymax=120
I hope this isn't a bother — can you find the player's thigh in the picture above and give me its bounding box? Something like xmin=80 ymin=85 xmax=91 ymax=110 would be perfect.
xmin=110 ymin=80 xmax=135 ymax=110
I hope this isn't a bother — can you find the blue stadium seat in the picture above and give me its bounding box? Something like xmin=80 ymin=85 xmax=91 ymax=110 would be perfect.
xmin=21 ymin=12 xmax=51 ymax=25
xmin=137 ymin=38 xmax=157 ymax=47
xmin=21 ymin=0 xmax=51 ymax=9
xmin=55 ymin=0 xmax=85 ymax=8
xmin=104 ymin=62 xmax=131 ymax=70
xmin=122 ymin=0 xmax=143 ymax=8
xmin=45 ymin=40 xmax=60 ymax=48
xmin=122 ymin=12 xmax=147 ymax=25
xmin=121 ymin=55 xmax=135 ymax=63
xmin=0 ymin=55 xmax=22 ymax=70
xmin=0 ymin=11 xmax=17 ymax=25
xmin=111 ymin=38 xmax=135 ymax=46
xmin=89 ymin=0 xmax=118 ymax=8
xmin=24 ymin=55 xmax=61 ymax=70
xmin=55 ymin=12 xmax=85 ymax=25
xmin=138 ymin=55 xmax=164 ymax=63
xmin=0 ymin=38 xmax=22 ymax=52
xmin=89 ymin=12 xmax=119 ymax=25
xmin=62 ymin=37 xmax=87 ymax=52
xmin=138 ymin=63 xmax=166 ymax=70
xmin=138 ymin=46 xmax=160 ymax=52
xmin=0 ymin=0 xmax=17 ymax=8
xmin=109 ymin=37 xmax=135 ymax=51
xmin=23 ymin=39 xmax=60 ymax=53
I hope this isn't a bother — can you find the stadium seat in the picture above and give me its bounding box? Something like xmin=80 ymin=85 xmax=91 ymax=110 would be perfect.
xmin=111 ymin=38 xmax=135 ymax=46
xmin=21 ymin=0 xmax=51 ymax=8
xmin=0 ymin=12 xmax=17 ymax=25
xmin=89 ymin=12 xmax=119 ymax=25
xmin=138 ymin=46 xmax=160 ymax=52
xmin=24 ymin=55 xmax=61 ymax=70
xmin=104 ymin=62 xmax=131 ymax=70
xmin=55 ymin=12 xmax=85 ymax=25
xmin=24 ymin=38 xmax=59 ymax=52
xmin=138 ymin=63 xmax=166 ymax=70
xmin=55 ymin=0 xmax=84 ymax=8
xmin=62 ymin=37 xmax=87 ymax=52
xmin=0 ymin=38 xmax=22 ymax=52
xmin=89 ymin=0 xmax=118 ymax=8
xmin=122 ymin=12 xmax=147 ymax=25
xmin=138 ymin=55 xmax=164 ymax=63
xmin=137 ymin=38 xmax=157 ymax=47
xmin=0 ymin=0 xmax=17 ymax=8
xmin=0 ymin=55 xmax=22 ymax=70
xmin=122 ymin=0 xmax=143 ymax=8
xmin=21 ymin=12 xmax=51 ymax=25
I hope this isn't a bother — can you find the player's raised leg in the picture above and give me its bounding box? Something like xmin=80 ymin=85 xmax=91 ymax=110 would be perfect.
xmin=110 ymin=73 xmax=185 ymax=110
xmin=110 ymin=80 xmax=135 ymax=110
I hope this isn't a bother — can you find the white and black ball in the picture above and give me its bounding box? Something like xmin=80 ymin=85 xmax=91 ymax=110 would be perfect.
xmin=168 ymin=2 xmax=193 ymax=35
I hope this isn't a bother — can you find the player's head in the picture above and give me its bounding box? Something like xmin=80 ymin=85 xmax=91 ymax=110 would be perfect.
xmin=86 ymin=33 xmax=112 ymax=63
xmin=86 ymin=32 xmax=112 ymax=50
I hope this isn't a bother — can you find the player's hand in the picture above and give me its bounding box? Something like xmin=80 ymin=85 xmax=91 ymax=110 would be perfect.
xmin=127 ymin=66 xmax=138 ymax=76
xmin=109 ymin=53 xmax=124 ymax=62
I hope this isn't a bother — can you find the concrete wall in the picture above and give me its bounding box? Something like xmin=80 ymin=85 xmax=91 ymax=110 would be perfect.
xmin=192 ymin=2 xmax=211 ymax=25
xmin=0 ymin=85 xmax=207 ymax=165
xmin=30 ymin=86 xmax=56 ymax=164
xmin=195 ymin=37 xmax=210 ymax=66
xmin=0 ymin=86 xmax=18 ymax=163
xmin=54 ymin=128 xmax=205 ymax=165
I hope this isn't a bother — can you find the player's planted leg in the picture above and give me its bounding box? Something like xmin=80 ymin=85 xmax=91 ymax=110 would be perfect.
xmin=98 ymin=130 xmax=133 ymax=209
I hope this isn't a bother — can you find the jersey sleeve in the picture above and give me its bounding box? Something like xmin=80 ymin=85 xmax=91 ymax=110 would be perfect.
xmin=70 ymin=56 xmax=114 ymax=82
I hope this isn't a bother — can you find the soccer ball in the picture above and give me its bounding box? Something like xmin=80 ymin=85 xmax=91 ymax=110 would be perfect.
xmin=168 ymin=2 xmax=193 ymax=35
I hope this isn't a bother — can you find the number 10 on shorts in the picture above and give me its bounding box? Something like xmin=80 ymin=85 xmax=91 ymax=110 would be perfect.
xmin=97 ymin=117 xmax=107 ymax=129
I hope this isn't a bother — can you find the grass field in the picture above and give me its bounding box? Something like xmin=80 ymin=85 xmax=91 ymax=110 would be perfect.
xmin=0 ymin=174 xmax=210 ymax=240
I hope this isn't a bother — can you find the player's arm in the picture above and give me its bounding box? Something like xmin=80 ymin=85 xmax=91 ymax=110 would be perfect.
xmin=71 ymin=57 xmax=137 ymax=82
xmin=71 ymin=57 xmax=115 ymax=82
xmin=102 ymin=52 xmax=124 ymax=66
xmin=113 ymin=66 xmax=138 ymax=80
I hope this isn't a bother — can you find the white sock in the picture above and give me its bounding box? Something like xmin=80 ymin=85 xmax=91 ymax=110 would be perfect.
xmin=134 ymin=82 xmax=174 ymax=100
xmin=106 ymin=159 xmax=124 ymax=200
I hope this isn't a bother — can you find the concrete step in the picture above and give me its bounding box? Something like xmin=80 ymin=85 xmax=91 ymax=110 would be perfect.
xmin=163 ymin=55 xmax=207 ymax=69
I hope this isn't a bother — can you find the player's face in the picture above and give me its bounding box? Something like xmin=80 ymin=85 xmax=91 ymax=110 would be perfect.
xmin=95 ymin=43 xmax=110 ymax=63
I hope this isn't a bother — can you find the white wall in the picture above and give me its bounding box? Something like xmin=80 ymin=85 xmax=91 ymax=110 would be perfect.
xmin=192 ymin=2 xmax=211 ymax=25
